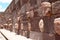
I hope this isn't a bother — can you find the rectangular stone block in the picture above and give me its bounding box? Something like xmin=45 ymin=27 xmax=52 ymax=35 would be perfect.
xmin=30 ymin=31 xmax=43 ymax=40
xmin=43 ymin=33 xmax=55 ymax=40
xmin=30 ymin=31 xmax=55 ymax=40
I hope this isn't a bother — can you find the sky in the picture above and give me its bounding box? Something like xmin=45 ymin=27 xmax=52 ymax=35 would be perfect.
xmin=0 ymin=0 xmax=12 ymax=12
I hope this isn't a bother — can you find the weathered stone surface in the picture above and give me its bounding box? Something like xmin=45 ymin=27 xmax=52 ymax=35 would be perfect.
xmin=30 ymin=31 xmax=43 ymax=40
xmin=43 ymin=33 xmax=55 ymax=40
xmin=52 ymin=1 xmax=60 ymax=14
xmin=30 ymin=17 xmax=40 ymax=32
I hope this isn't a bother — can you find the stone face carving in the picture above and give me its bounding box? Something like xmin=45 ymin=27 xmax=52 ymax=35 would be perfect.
xmin=54 ymin=18 xmax=60 ymax=35
xmin=52 ymin=1 xmax=60 ymax=14
xmin=38 ymin=2 xmax=51 ymax=17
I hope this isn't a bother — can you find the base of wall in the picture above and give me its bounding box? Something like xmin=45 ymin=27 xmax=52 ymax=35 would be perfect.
xmin=30 ymin=31 xmax=43 ymax=40
xmin=30 ymin=31 xmax=55 ymax=40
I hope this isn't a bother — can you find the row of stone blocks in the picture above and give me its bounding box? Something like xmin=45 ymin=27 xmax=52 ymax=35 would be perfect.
xmin=19 ymin=30 xmax=55 ymax=40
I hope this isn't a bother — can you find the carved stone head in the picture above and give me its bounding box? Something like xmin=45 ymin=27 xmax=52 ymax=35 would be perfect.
xmin=52 ymin=1 xmax=60 ymax=14
xmin=38 ymin=2 xmax=51 ymax=16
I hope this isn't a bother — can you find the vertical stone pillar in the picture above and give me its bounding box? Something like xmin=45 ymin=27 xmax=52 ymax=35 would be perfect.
xmin=17 ymin=20 xmax=21 ymax=35
xmin=20 ymin=23 xmax=24 ymax=35
xmin=43 ymin=16 xmax=55 ymax=40
xmin=20 ymin=21 xmax=30 ymax=38
xmin=12 ymin=10 xmax=17 ymax=32
xmin=20 ymin=13 xmax=30 ymax=38
xmin=30 ymin=17 xmax=42 ymax=40
xmin=23 ymin=21 xmax=30 ymax=38
xmin=30 ymin=17 xmax=40 ymax=32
